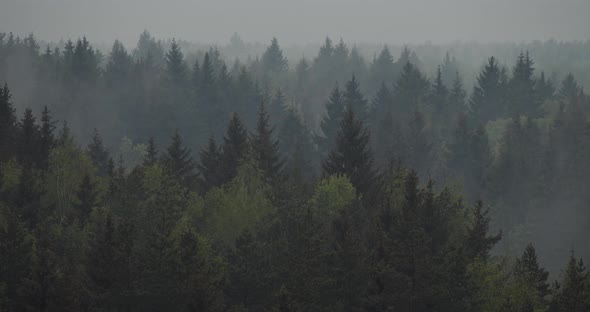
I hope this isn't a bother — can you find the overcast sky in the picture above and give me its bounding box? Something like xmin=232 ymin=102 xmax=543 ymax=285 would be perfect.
xmin=1 ymin=0 xmax=589 ymax=46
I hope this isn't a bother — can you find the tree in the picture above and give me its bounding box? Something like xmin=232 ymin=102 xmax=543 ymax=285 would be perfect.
xmin=464 ymin=201 xmax=502 ymax=262
xmin=470 ymin=56 xmax=505 ymax=122
xmin=144 ymin=137 xmax=158 ymax=166
xmin=17 ymin=108 xmax=39 ymax=168
xmin=162 ymin=130 xmax=196 ymax=188
xmin=220 ymin=113 xmax=249 ymax=184
xmin=87 ymin=129 xmax=110 ymax=177
xmin=508 ymin=51 xmax=539 ymax=116
xmin=394 ymin=61 xmax=429 ymax=115
xmin=343 ymin=75 xmax=369 ymax=122
xmin=514 ymin=243 xmax=550 ymax=301
xmin=197 ymin=136 xmax=223 ymax=192
xmin=318 ymin=84 xmax=345 ymax=156
xmin=323 ymin=108 xmax=376 ymax=195
xmin=38 ymin=106 xmax=56 ymax=170
xmin=76 ymin=174 xmax=96 ymax=221
xmin=165 ymin=39 xmax=187 ymax=85
xmin=261 ymin=37 xmax=288 ymax=74
xmin=0 ymin=84 xmax=17 ymax=162
xmin=551 ymin=254 xmax=590 ymax=312
xmin=251 ymin=102 xmax=283 ymax=181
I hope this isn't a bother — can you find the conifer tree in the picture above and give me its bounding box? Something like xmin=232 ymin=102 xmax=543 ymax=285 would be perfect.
xmin=464 ymin=200 xmax=501 ymax=261
xmin=551 ymin=254 xmax=590 ymax=312
xmin=251 ymin=102 xmax=283 ymax=181
xmin=394 ymin=61 xmax=429 ymax=115
xmin=261 ymin=37 xmax=288 ymax=74
xmin=38 ymin=106 xmax=56 ymax=170
xmin=76 ymin=174 xmax=96 ymax=220
xmin=165 ymin=39 xmax=187 ymax=85
xmin=430 ymin=66 xmax=449 ymax=113
xmin=198 ymin=136 xmax=223 ymax=192
xmin=323 ymin=108 xmax=375 ymax=195
xmin=162 ymin=130 xmax=196 ymax=188
xmin=17 ymin=108 xmax=39 ymax=168
xmin=535 ymin=71 xmax=555 ymax=103
xmin=318 ymin=84 xmax=345 ymax=156
xmin=144 ymin=137 xmax=158 ymax=166
xmin=343 ymin=75 xmax=369 ymax=122
xmin=220 ymin=113 xmax=249 ymax=184
xmin=87 ymin=129 xmax=110 ymax=177
xmin=448 ymin=71 xmax=467 ymax=116
xmin=514 ymin=243 xmax=550 ymax=300
xmin=0 ymin=84 xmax=17 ymax=162
xmin=470 ymin=56 xmax=505 ymax=121
xmin=508 ymin=51 xmax=539 ymax=116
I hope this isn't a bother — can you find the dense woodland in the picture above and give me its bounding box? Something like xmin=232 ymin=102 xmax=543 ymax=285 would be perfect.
xmin=1 ymin=31 xmax=590 ymax=311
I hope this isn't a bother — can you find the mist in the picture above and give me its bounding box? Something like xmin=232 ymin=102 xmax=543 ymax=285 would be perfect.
xmin=2 ymin=0 xmax=590 ymax=45
xmin=2 ymin=1 xmax=590 ymax=311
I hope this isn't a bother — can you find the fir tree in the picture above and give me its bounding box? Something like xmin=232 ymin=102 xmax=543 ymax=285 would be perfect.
xmin=318 ymin=84 xmax=345 ymax=156
xmin=162 ymin=130 xmax=196 ymax=188
xmin=197 ymin=136 xmax=223 ymax=192
xmin=144 ymin=137 xmax=158 ymax=166
xmin=323 ymin=108 xmax=376 ymax=195
xmin=76 ymin=174 xmax=96 ymax=221
xmin=0 ymin=84 xmax=17 ymax=162
xmin=514 ymin=243 xmax=550 ymax=300
xmin=470 ymin=56 xmax=505 ymax=122
xmin=551 ymin=253 xmax=590 ymax=312
xmin=464 ymin=200 xmax=501 ymax=261
xmin=165 ymin=39 xmax=187 ymax=85
xmin=87 ymin=129 xmax=110 ymax=177
xmin=251 ymin=102 xmax=283 ymax=181
xmin=38 ymin=106 xmax=56 ymax=170
xmin=220 ymin=113 xmax=249 ymax=184
xmin=343 ymin=75 xmax=369 ymax=122
xmin=17 ymin=108 xmax=39 ymax=168
xmin=261 ymin=37 xmax=288 ymax=74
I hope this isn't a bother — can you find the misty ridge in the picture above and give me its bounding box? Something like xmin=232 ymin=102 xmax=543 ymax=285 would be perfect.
xmin=1 ymin=26 xmax=590 ymax=311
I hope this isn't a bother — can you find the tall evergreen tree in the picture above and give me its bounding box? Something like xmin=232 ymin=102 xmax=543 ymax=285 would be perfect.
xmin=87 ymin=129 xmax=110 ymax=177
xmin=551 ymin=254 xmax=590 ymax=312
xmin=220 ymin=113 xmax=249 ymax=184
xmin=38 ymin=106 xmax=56 ymax=170
xmin=144 ymin=137 xmax=158 ymax=166
xmin=343 ymin=75 xmax=369 ymax=122
xmin=0 ymin=84 xmax=17 ymax=162
xmin=470 ymin=56 xmax=505 ymax=122
xmin=197 ymin=136 xmax=223 ymax=192
xmin=17 ymin=108 xmax=39 ymax=168
xmin=318 ymin=84 xmax=345 ymax=156
xmin=162 ymin=130 xmax=196 ymax=188
xmin=323 ymin=108 xmax=376 ymax=195
xmin=251 ymin=102 xmax=283 ymax=181
xmin=464 ymin=200 xmax=501 ymax=262
xmin=261 ymin=37 xmax=288 ymax=74
xmin=514 ymin=243 xmax=550 ymax=301
xmin=165 ymin=39 xmax=187 ymax=85
xmin=508 ymin=51 xmax=539 ymax=116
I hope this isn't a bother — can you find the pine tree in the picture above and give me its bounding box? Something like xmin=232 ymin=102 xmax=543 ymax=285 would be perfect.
xmin=0 ymin=84 xmax=17 ymax=162
xmin=343 ymin=75 xmax=369 ymax=122
xmin=197 ymin=136 xmax=223 ymax=192
xmin=220 ymin=113 xmax=249 ymax=184
xmin=251 ymin=102 xmax=283 ymax=181
xmin=430 ymin=66 xmax=449 ymax=113
xmin=162 ymin=130 xmax=196 ymax=188
xmin=323 ymin=108 xmax=376 ymax=195
xmin=318 ymin=84 xmax=345 ymax=156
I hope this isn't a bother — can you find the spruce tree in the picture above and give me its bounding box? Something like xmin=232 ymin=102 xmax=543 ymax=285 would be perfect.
xmin=197 ymin=136 xmax=223 ymax=192
xmin=251 ymin=102 xmax=283 ymax=181
xmin=394 ymin=61 xmax=429 ymax=115
xmin=508 ymin=51 xmax=538 ymax=116
xmin=464 ymin=200 xmax=501 ymax=261
xmin=322 ymin=108 xmax=376 ymax=195
xmin=470 ymin=56 xmax=504 ymax=122
xmin=144 ymin=137 xmax=158 ymax=166
xmin=165 ymin=39 xmax=187 ymax=85
xmin=318 ymin=84 xmax=345 ymax=156
xmin=87 ymin=129 xmax=110 ymax=177
xmin=38 ymin=106 xmax=56 ymax=170
xmin=220 ymin=113 xmax=249 ymax=184
xmin=0 ymin=84 xmax=17 ymax=162
xmin=551 ymin=254 xmax=590 ymax=312
xmin=514 ymin=243 xmax=550 ymax=300
xmin=261 ymin=37 xmax=288 ymax=74
xmin=17 ymin=108 xmax=39 ymax=168
xmin=343 ymin=75 xmax=369 ymax=122
xmin=76 ymin=174 xmax=96 ymax=221
xmin=162 ymin=130 xmax=196 ymax=188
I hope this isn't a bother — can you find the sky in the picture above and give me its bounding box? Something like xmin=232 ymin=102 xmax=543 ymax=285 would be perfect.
xmin=1 ymin=0 xmax=589 ymax=46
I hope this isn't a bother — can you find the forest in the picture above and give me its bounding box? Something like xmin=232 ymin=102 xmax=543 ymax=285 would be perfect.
xmin=1 ymin=30 xmax=590 ymax=311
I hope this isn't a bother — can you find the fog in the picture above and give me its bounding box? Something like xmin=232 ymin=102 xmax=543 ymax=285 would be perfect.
xmin=2 ymin=0 xmax=590 ymax=45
